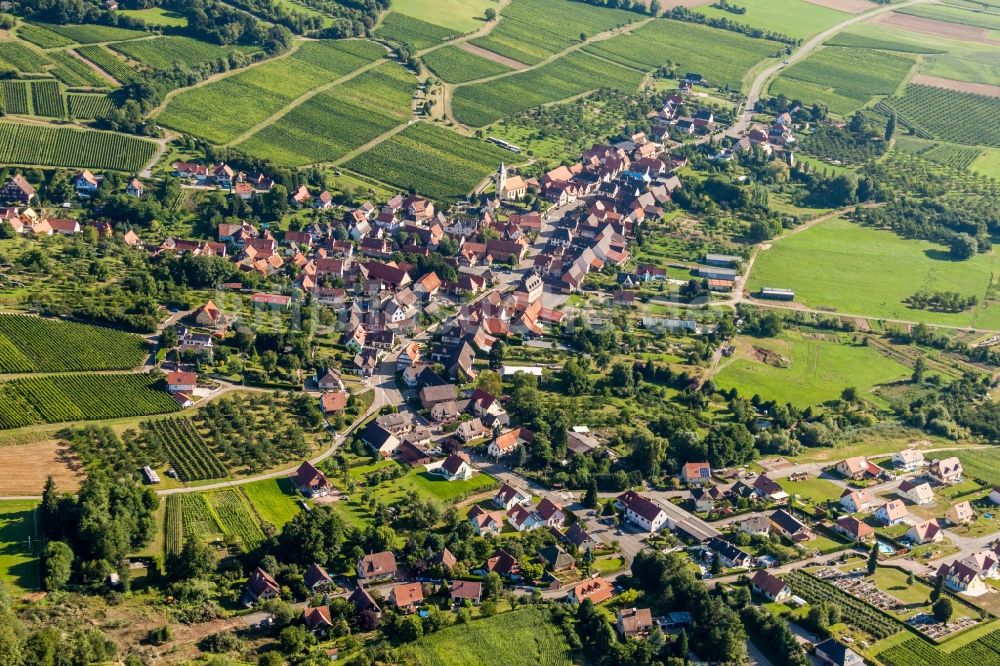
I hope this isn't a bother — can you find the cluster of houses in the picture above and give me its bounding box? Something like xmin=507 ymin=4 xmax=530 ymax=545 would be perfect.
xmin=173 ymin=161 xmax=276 ymax=200
xmin=714 ymin=110 xmax=797 ymax=165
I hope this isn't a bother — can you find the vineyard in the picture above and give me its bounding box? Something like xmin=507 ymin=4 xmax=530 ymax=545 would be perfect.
xmin=174 ymin=490 xmax=268 ymax=552
xmin=422 ymin=46 xmax=512 ymax=84
xmin=67 ymin=93 xmax=116 ymax=119
xmin=1 ymin=81 xmax=30 ymax=115
xmin=914 ymin=142 xmax=982 ymax=170
xmin=109 ymin=35 xmax=259 ymax=71
xmin=180 ymin=494 xmax=224 ymax=543
xmin=238 ymin=61 xmax=415 ymax=166
xmin=453 ymin=50 xmax=645 ymax=127
xmin=784 ymin=570 xmax=903 ymax=639
xmin=0 ymin=122 xmax=157 ymax=171
xmin=31 ymin=80 xmax=65 ymax=118
xmin=77 ymin=45 xmax=142 ymax=84
xmin=40 ymin=23 xmax=149 ymax=44
xmin=141 ymin=417 xmax=228 ymax=481
xmin=0 ymin=314 xmax=148 ymax=373
xmin=0 ymin=373 xmax=179 ymax=430
xmin=883 ymin=85 xmax=1000 ymax=148
xmin=877 ymin=630 xmax=1000 ymax=666
xmin=345 ymin=121 xmax=513 ymax=200
xmin=470 ymin=0 xmax=637 ymax=65
xmin=825 ymin=32 xmax=945 ymax=54
xmin=18 ymin=23 xmax=76 ymax=49
xmin=49 ymin=51 xmax=112 ymax=88
xmin=210 ymin=490 xmax=266 ymax=550
xmin=375 ymin=12 xmax=459 ymax=49
xmin=165 ymin=495 xmax=183 ymax=556
xmin=0 ymin=41 xmax=52 ymax=73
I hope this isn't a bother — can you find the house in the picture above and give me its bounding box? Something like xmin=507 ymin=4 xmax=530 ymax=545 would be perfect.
xmin=568 ymin=578 xmax=614 ymax=605
xmin=681 ymin=462 xmax=712 ymax=484
xmin=738 ymin=514 xmax=771 ymax=537
xmin=126 ymin=178 xmax=144 ymax=197
xmin=959 ymin=550 xmax=1000 ymax=579
xmin=691 ymin=486 xmax=725 ymax=513
xmin=457 ymin=418 xmax=490 ymax=443
xmin=244 ymin=567 xmax=280 ymax=605
xmin=535 ymin=498 xmax=565 ymax=528
xmin=488 ymin=427 xmax=531 ymax=459
xmin=293 ymin=461 xmax=331 ymax=497
xmin=304 ymin=563 xmax=333 ymax=591
xmin=361 ymin=422 xmax=400 ymax=457
xmin=892 ymin=448 xmax=925 ymax=471
xmin=320 ymin=391 xmax=348 ymax=414
xmin=875 ymin=500 xmax=908 ymax=526
xmin=946 ymin=501 xmax=975 ymax=526
xmin=432 ymin=453 xmax=474 ymax=481
xmin=937 ymin=560 xmax=988 ymax=596
xmin=623 ymin=494 xmax=667 ymax=533
xmin=539 ymin=544 xmax=575 ymax=572
xmin=494 ymin=483 xmax=531 ymax=511
xmin=389 ymin=583 xmax=424 ymax=611
xmin=481 ymin=549 xmax=520 ymax=579
xmin=431 ymin=548 xmax=457 ymax=573
xmin=165 ymin=371 xmax=197 ymax=393
xmin=898 ymin=480 xmax=934 ymax=505
xmin=707 ymin=537 xmax=752 ymax=569
xmin=929 ymin=457 xmax=963 ymax=485
xmin=833 ymin=515 xmax=875 ymax=542
xmin=752 ymin=474 xmax=788 ymax=501
xmin=507 ymin=504 xmax=542 ymax=532
xmin=450 ymin=580 xmax=482 ymax=605
xmin=751 ymin=570 xmax=792 ymax=602
xmin=836 ymin=456 xmax=881 ymax=480
xmin=357 ymin=551 xmax=397 ymax=585
xmin=907 ymin=520 xmax=942 ymax=544
xmin=468 ymin=505 xmax=506 ymax=536
xmin=420 ymin=384 xmax=458 ymax=410
xmin=303 ymin=606 xmax=333 ymax=634
xmin=375 ymin=412 xmax=413 ymax=435
xmin=566 ymin=429 xmax=601 ymax=456
xmin=814 ymin=638 xmax=866 ymax=666
xmin=2 ymin=175 xmax=35 ymax=204
xmin=348 ymin=586 xmax=382 ymax=626
xmin=564 ymin=523 xmax=599 ymax=551
xmin=194 ymin=300 xmax=223 ymax=327
xmin=74 ymin=170 xmax=99 ymax=196
xmin=396 ymin=440 xmax=431 ymax=467
xmin=315 ymin=367 xmax=344 ymax=391
xmin=48 ymin=218 xmax=81 ymax=235
xmin=840 ymin=489 xmax=879 ymax=514
xmin=769 ymin=509 xmax=812 ymax=542
xmin=617 ymin=608 xmax=654 ymax=638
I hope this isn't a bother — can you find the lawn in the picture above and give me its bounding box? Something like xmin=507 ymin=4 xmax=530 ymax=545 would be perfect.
xmin=390 ymin=0 xmax=497 ymax=32
xmin=747 ymin=217 xmax=1000 ymax=329
xmin=387 ymin=468 xmax=498 ymax=503
xmin=971 ymin=148 xmax=1000 ymax=179
xmin=396 ymin=607 xmax=573 ymax=665
xmin=0 ymin=500 xmax=39 ymax=595
xmin=695 ymin=0 xmax=850 ymax=40
xmin=242 ymin=477 xmax=301 ymax=528
xmin=779 ymin=476 xmax=844 ymax=503
xmin=119 ymin=7 xmax=189 ymax=26
xmin=593 ymin=555 xmax=626 ymax=575
xmin=713 ymin=330 xmax=911 ymax=408
xmin=872 ymin=566 xmax=934 ymax=606
xmin=951 ymin=512 xmax=1000 ymax=539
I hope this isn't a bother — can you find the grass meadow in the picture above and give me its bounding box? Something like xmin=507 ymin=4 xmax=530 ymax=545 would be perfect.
xmin=696 ymin=0 xmax=849 ymax=39
xmin=971 ymin=148 xmax=1000 ymax=179
xmin=390 ymin=0 xmax=498 ymax=32
xmin=242 ymin=477 xmax=301 ymax=528
xmin=0 ymin=500 xmax=39 ymax=595
xmin=714 ymin=330 xmax=910 ymax=407
xmin=748 ymin=217 xmax=1000 ymax=329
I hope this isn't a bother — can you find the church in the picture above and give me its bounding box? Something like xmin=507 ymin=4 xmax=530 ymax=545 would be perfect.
xmin=496 ymin=163 xmax=527 ymax=201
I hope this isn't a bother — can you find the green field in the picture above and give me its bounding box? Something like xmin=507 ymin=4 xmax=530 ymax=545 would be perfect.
xmin=695 ymin=0 xmax=849 ymax=40
xmin=67 ymin=92 xmax=116 ymax=119
xmin=0 ymin=500 xmax=39 ymax=595
xmin=936 ymin=448 xmax=1000 ymax=487
xmin=345 ymin=121 xmax=511 ymax=200
xmin=0 ymin=41 xmax=52 ymax=73
xmin=391 ymin=0 xmax=498 ymax=32
xmin=18 ymin=23 xmax=76 ymax=48
xmin=423 ymin=45 xmax=512 ymax=83
xmin=453 ymin=50 xmax=645 ymax=126
xmin=748 ymin=217 xmax=1000 ymax=328
xmin=158 ymin=40 xmax=386 ymax=144
xmin=110 ymin=36 xmax=258 ymax=71
xmin=393 ymin=469 xmax=498 ymax=502
xmin=118 ymin=7 xmax=189 ymax=27
xmin=769 ymin=46 xmax=915 ymax=115
xmin=883 ymin=84 xmax=1000 ymax=148
xmin=237 ymin=61 xmax=415 ymax=166
xmin=825 ymin=32 xmax=946 ymax=54
xmin=0 ymin=122 xmax=156 ymax=171
xmin=242 ymin=478 xmax=301 ymax=528
xmin=375 ymin=12 xmax=460 ymax=49
xmin=971 ymin=147 xmax=1000 ymax=178
xmin=77 ymin=44 xmax=142 ymax=84
xmin=397 ymin=608 xmax=572 ymax=665
xmin=584 ymin=18 xmax=781 ymax=91
xmin=0 ymin=314 xmax=148 ymax=374
xmin=470 ymin=0 xmax=637 ymax=65
xmin=41 ymin=23 xmax=149 ymax=44
xmin=897 ymin=4 xmax=1000 ymax=30
xmin=48 ymin=50 xmax=112 ymax=88
xmin=714 ymin=330 xmax=910 ymax=407
xmin=778 ymin=476 xmax=844 ymax=502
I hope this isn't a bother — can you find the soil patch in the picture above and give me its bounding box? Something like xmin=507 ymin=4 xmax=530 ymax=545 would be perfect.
xmin=911 ymin=73 xmax=1000 ymax=98
xmin=803 ymin=0 xmax=874 ymax=13
xmin=456 ymin=42 xmax=529 ymax=71
xmin=0 ymin=440 xmax=86 ymax=495
xmin=749 ymin=346 xmax=790 ymax=368
xmin=876 ymin=12 xmax=998 ymax=44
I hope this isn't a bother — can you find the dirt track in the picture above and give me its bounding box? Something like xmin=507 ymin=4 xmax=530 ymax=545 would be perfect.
xmin=456 ymin=41 xmax=529 ymax=71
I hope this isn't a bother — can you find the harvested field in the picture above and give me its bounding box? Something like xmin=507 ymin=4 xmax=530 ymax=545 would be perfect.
xmin=456 ymin=42 xmax=528 ymax=71
xmin=803 ymin=0 xmax=873 ymax=12
xmin=876 ymin=12 xmax=998 ymax=44
xmin=911 ymin=73 xmax=1000 ymax=98
xmin=0 ymin=440 xmax=86 ymax=495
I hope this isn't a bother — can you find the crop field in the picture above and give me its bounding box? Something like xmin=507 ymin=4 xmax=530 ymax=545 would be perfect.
xmin=31 ymin=80 xmax=65 ymax=117
xmin=208 ymin=489 xmax=265 ymax=550
xmin=141 ymin=417 xmax=228 ymax=482
xmin=0 ymin=122 xmax=157 ymax=171
xmin=453 ymin=50 xmax=645 ymax=126
xmin=748 ymin=217 xmax=1000 ymax=329
xmin=877 ymin=631 xmax=1000 ymax=666
xmin=1 ymin=81 xmax=30 ymax=115
xmin=0 ymin=500 xmax=39 ymax=595
xmin=825 ymin=32 xmax=946 ymax=54
xmin=48 ymin=51 xmax=112 ymax=88
xmin=180 ymin=494 xmax=224 ymax=543
xmin=109 ymin=36 xmax=258 ymax=71
xmin=345 ymin=121 xmax=512 ymax=200
xmin=237 ymin=61 xmax=415 ymax=166
xmin=470 ymin=0 xmax=637 ymax=65
xmin=77 ymin=45 xmax=142 ymax=84
xmin=242 ymin=478 xmax=300 ymax=528
xmin=391 ymin=0 xmax=498 ymax=32
xmin=165 ymin=495 xmax=183 ymax=556
xmin=40 ymin=23 xmax=149 ymax=44
xmin=158 ymin=39 xmax=386 ymax=144
xmin=897 ymin=4 xmax=1000 ymax=30
xmin=714 ymin=331 xmax=910 ymax=407
xmin=0 ymin=41 xmax=51 ymax=73
xmin=18 ymin=23 xmax=75 ymax=48
xmin=174 ymin=490 xmax=267 ymax=552
xmin=375 ymin=12 xmax=460 ymax=49
xmin=695 ymin=0 xmax=849 ymax=40
xmin=0 ymin=374 xmax=179 ymax=430
xmin=769 ymin=46 xmax=915 ymax=115
xmin=584 ymin=19 xmax=780 ymax=91
xmin=67 ymin=92 xmax=116 ymax=119
xmin=0 ymin=315 xmax=148 ymax=374
xmin=399 ymin=608 xmax=572 ymax=665
xmin=423 ymin=45 xmax=512 ymax=83
xmin=785 ymin=570 xmax=902 ymax=639
xmin=883 ymin=84 xmax=1000 ymax=147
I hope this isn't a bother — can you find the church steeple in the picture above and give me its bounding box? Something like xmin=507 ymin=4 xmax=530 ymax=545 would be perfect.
xmin=497 ymin=162 xmax=507 ymax=194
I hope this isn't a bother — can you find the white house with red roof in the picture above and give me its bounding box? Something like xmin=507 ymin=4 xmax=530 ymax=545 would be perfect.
xmin=165 ymin=371 xmax=197 ymax=393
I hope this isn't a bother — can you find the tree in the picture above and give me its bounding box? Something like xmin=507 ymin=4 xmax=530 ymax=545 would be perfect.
xmin=885 ymin=113 xmax=896 ymax=142
xmin=933 ymin=597 xmax=953 ymax=625
xmin=930 ymin=574 xmax=944 ymax=603
xmin=40 ymin=475 xmax=61 ymax=539
xmin=560 ymin=358 xmax=591 ymax=396
xmin=841 ymin=386 xmax=859 ymax=404
xmin=43 ymin=540 xmax=74 ymax=591
xmin=912 ymin=357 xmax=926 ymax=383
xmin=489 ymin=340 xmax=506 ymax=369
xmin=166 ymin=537 xmax=216 ymax=581
xmin=650 ymin=0 xmax=661 ymax=14
xmin=849 ymin=112 xmax=865 ymax=133
xmin=676 ymin=627 xmax=689 ymax=663
xmin=583 ymin=478 xmax=598 ymax=509
xmin=484 ymin=571 xmax=503 ymax=599
xmin=485 ymin=7 xmax=497 ymax=20
xmin=475 ymin=370 xmax=502 ymax=398
xmin=950 ymin=233 xmax=978 ymax=260
xmin=867 ymin=541 xmax=878 ymax=575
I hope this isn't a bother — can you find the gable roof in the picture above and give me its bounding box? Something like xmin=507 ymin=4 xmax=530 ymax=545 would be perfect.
xmin=358 ymin=551 xmax=397 ymax=578
xmin=391 ymin=582 xmax=423 ymax=607
xmin=751 ymin=569 xmax=789 ymax=598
